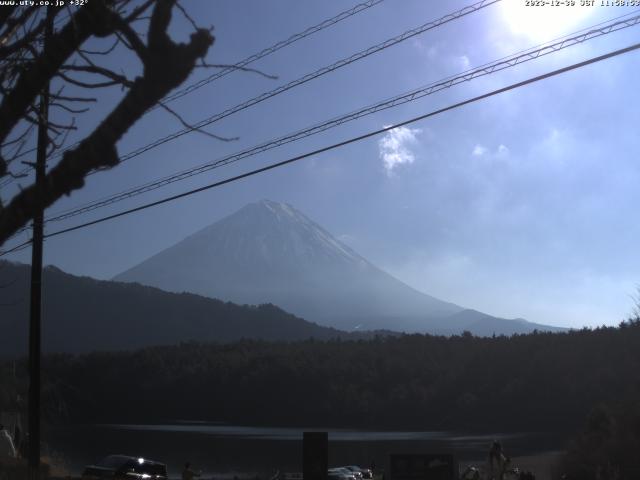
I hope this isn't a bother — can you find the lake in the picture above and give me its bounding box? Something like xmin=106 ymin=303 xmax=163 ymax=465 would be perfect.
xmin=44 ymin=423 xmax=568 ymax=478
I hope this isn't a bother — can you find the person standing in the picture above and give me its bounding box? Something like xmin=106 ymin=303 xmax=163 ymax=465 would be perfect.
xmin=488 ymin=440 xmax=507 ymax=480
xmin=0 ymin=425 xmax=16 ymax=460
xmin=11 ymin=424 xmax=20 ymax=458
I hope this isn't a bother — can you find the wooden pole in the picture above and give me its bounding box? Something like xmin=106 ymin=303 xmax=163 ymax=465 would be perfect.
xmin=28 ymin=9 xmax=52 ymax=480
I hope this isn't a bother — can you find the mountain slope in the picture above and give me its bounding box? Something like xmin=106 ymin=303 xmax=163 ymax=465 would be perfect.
xmin=446 ymin=309 xmax=564 ymax=336
xmin=115 ymin=200 xmax=462 ymax=331
xmin=0 ymin=261 xmax=359 ymax=356
xmin=114 ymin=200 xmax=563 ymax=334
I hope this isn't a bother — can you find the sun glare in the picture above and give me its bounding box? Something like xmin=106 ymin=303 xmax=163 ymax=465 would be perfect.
xmin=501 ymin=1 xmax=596 ymax=40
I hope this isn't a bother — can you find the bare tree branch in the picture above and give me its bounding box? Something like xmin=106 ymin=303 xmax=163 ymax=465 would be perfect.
xmin=0 ymin=1 xmax=120 ymax=147
xmin=0 ymin=11 xmax=49 ymax=62
xmin=62 ymin=63 xmax=134 ymax=87
xmin=114 ymin=18 xmax=147 ymax=59
xmin=124 ymin=0 xmax=156 ymax=22
xmin=50 ymin=102 xmax=91 ymax=114
xmin=175 ymin=2 xmax=199 ymax=31
xmin=197 ymin=61 xmax=278 ymax=80
xmin=158 ymin=101 xmax=238 ymax=142
xmin=0 ymin=0 xmax=215 ymax=244
xmin=49 ymin=94 xmax=97 ymax=103
xmin=57 ymin=70 xmax=130 ymax=89
xmin=78 ymin=38 xmax=119 ymax=56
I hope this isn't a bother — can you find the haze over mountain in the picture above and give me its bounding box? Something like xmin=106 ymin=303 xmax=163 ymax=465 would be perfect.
xmin=115 ymin=200 xmax=564 ymax=335
xmin=0 ymin=261 xmax=363 ymax=356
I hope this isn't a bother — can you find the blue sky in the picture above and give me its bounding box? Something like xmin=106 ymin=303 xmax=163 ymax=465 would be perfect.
xmin=2 ymin=0 xmax=640 ymax=328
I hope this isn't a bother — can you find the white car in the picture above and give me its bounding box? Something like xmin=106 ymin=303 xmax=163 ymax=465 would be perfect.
xmin=342 ymin=466 xmax=371 ymax=480
xmin=328 ymin=467 xmax=357 ymax=480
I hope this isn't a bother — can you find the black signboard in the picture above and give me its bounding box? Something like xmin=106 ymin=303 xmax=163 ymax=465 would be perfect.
xmin=303 ymin=431 xmax=328 ymax=480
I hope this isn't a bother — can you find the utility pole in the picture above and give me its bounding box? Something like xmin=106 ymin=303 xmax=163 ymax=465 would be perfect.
xmin=28 ymin=8 xmax=52 ymax=480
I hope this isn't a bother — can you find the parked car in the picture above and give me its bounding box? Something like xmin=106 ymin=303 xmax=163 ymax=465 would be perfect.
xmin=348 ymin=466 xmax=373 ymax=479
xmin=328 ymin=472 xmax=349 ymax=480
xmin=360 ymin=468 xmax=373 ymax=479
xmin=328 ymin=467 xmax=357 ymax=480
xmin=82 ymin=455 xmax=168 ymax=479
xmin=341 ymin=466 xmax=369 ymax=480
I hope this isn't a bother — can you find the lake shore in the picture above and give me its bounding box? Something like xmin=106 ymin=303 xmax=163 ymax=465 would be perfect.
xmin=459 ymin=451 xmax=565 ymax=480
xmin=44 ymin=423 xmax=570 ymax=478
xmin=8 ymin=451 xmax=568 ymax=480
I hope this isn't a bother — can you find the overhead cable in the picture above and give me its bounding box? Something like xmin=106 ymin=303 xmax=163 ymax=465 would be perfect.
xmin=0 ymin=0 xmax=385 ymax=188
xmin=45 ymin=11 xmax=640 ymax=224
xmin=3 ymin=40 xmax=632 ymax=250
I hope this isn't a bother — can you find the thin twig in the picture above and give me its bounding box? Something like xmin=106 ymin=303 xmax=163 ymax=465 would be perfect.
xmin=175 ymin=2 xmax=199 ymax=31
xmin=50 ymin=102 xmax=90 ymax=114
xmin=197 ymin=61 xmax=278 ymax=80
xmin=61 ymin=64 xmax=134 ymax=87
xmin=79 ymin=38 xmax=119 ymax=56
xmin=57 ymin=70 xmax=129 ymax=89
xmin=158 ymin=101 xmax=238 ymax=142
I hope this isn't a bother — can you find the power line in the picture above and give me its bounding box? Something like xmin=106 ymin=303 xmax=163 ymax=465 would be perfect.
xmin=4 ymin=40 xmax=631 ymax=248
xmin=44 ymin=11 xmax=640 ymax=224
xmin=0 ymin=0 xmax=494 ymax=192
xmin=0 ymin=0 xmax=385 ymax=189
xmin=6 ymin=0 xmax=501 ymax=210
xmin=2 ymin=40 xmax=638 ymax=255
xmin=0 ymin=238 xmax=32 ymax=256
xmin=159 ymin=0 xmax=385 ymax=106
xmin=105 ymin=0 xmax=500 ymax=168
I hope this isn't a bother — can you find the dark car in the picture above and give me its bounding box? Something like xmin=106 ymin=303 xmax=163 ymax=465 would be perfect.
xmin=82 ymin=455 xmax=168 ymax=479
xmin=328 ymin=468 xmax=356 ymax=480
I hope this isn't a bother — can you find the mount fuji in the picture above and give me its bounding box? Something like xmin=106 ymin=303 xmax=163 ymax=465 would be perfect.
xmin=114 ymin=200 xmax=563 ymax=335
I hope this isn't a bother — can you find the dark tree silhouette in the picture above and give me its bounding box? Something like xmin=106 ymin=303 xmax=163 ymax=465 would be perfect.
xmin=630 ymin=285 xmax=640 ymax=322
xmin=0 ymin=0 xmax=215 ymax=246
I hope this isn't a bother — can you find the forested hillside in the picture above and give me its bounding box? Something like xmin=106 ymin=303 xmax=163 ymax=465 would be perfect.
xmin=0 ymin=261 xmax=364 ymax=355
xmin=3 ymin=321 xmax=637 ymax=433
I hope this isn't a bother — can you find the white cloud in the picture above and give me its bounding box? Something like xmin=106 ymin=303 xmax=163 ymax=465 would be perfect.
xmin=472 ymin=143 xmax=509 ymax=158
xmin=541 ymin=128 xmax=566 ymax=159
xmin=378 ymin=126 xmax=421 ymax=175
xmin=458 ymin=55 xmax=471 ymax=70
xmin=412 ymin=39 xmax=439 ymax=60
xmin=472 ymin=144 xmax=488 ymax=156
xmin=527 ymin=128 xmax=575 ymax=170
xmin=497 ymin=144 xmax=510 ymax=156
